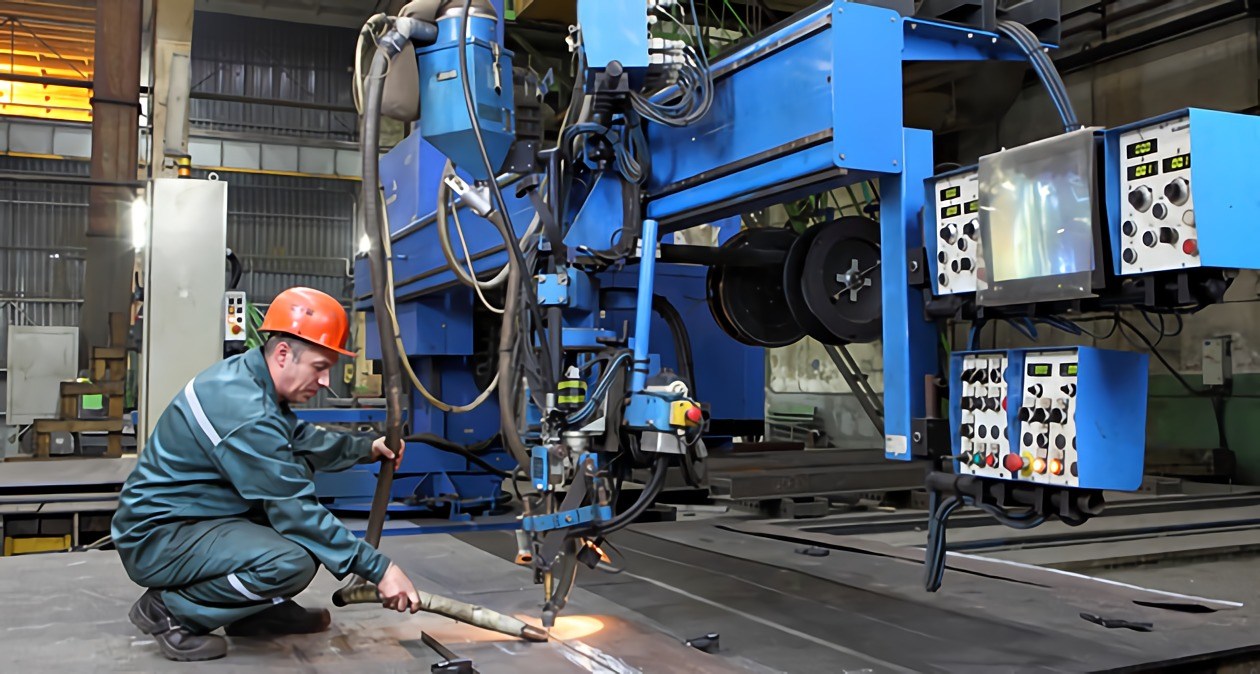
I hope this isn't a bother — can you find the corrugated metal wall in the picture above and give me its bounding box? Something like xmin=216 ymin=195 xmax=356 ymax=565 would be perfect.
xmin=1 ymin=165 xmax=357 ymax=368
xmin=0 ymin=156 xmax=89 ymax=369
xmin=189 ymin=11 xmax=359 ymax=141
xmin=209 ymin=170 xmax=358 ymax=304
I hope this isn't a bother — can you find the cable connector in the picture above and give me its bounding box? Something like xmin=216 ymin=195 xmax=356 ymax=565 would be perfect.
xmin=445 ymin=174 xmax=494 ymax=217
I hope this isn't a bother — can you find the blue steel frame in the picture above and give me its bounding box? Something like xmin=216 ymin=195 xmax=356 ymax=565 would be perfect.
xmin=353 ymin=2 xmax=1048 ymax=522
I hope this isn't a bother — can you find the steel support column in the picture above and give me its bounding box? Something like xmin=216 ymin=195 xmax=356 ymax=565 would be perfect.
xmin=81 ymin=0 xmax=142 ymax=365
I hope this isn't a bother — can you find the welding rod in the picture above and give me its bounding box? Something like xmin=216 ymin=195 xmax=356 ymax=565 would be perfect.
xmin=332 ymin=583 xmax=549 ymax=642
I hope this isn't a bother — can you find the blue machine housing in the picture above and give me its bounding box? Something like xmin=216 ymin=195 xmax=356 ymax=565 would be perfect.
xmin=949 ymin=347 xmax=1148 ymax=491
xmin=347 ymin=1 xmax=1076 ymax=523
xmin=578 ymin=0 xmax=650 ymax=88
xmin=1104 ymin=108 xmax=1260 ymax=273
xmin=417 ymin=12 xmax=515 ymax=182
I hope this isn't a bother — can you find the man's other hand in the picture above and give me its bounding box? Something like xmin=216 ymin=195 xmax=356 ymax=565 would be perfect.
xmin=371 ymin=437 xmax=405 ymax=470
xmin=377 ymin=563 xmax=422 ymax=613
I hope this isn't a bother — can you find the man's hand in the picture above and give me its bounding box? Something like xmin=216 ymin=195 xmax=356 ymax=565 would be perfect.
xmin=371 ymin=437 xmax=405 ymax=470
xmin=377 ymin=562 xmax=421 ymax=613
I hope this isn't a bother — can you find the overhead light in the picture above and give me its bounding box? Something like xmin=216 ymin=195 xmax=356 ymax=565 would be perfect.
xmin=358 ymin=233 xmax=371 ymax=254
xmin=131 ymin=197 xmax=148 ymax=249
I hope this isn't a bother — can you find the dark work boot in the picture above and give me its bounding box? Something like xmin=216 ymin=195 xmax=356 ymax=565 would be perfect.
xmin=225 ymin=600 xmax=332 ymax=637
xmin=128 ymin=589 xmax=228 ymax=662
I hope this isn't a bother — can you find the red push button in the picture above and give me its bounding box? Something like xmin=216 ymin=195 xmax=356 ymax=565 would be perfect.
xmin=985 ymin=454 xmax=997 ymax=468
xmin=1183 ymin=239 xmax=1199 ymax=257
xmin=1003 ymin=454 xmax=1024 ymax=472
xmin=685 ymin=406 xmax=703 ymax=423
xmin=231 ymin=324 xmax=243 ymax=335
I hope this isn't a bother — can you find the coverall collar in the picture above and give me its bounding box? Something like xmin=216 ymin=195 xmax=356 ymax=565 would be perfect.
xmin=243 ymin=347 xmax=287 ymax=411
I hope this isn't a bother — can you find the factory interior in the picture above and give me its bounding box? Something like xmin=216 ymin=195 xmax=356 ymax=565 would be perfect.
xmin=4 ymin=0 xmax=1260 ymax=671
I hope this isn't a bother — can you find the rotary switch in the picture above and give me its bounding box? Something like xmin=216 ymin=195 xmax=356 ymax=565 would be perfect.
xmin=1128 ymin=186 xmax=1153 ymax=212
xmin=1165 ymin=177 xmax=1190 ymax=206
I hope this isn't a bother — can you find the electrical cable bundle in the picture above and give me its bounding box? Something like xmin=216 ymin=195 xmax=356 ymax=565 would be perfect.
xmin=924 ymin=492 xmax=1045 ymax=592
xmin=633 ymin=0 xmax=714 ymax=127
xmin=996 ymin=20 xmax=1080 ymax=133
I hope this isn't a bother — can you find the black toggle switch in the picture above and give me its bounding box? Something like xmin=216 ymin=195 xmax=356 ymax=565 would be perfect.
xmin=1018 ymin=407 xmax=1032 ymax=422
xmin=1029 ymin=408 xmax=1048 ymax=423
xmin=1159 ymin=226 xmax=1178 ymax=244
xmin=1027 ymin=384 xmax=1043 ymax=397
xmin=1048 ymin=408 xmax=1065 ymax=424
xmin=1060 ymin=383 xmax=1077 ymax=397
xmin=960 ymin=424 xmax=974 ymax=439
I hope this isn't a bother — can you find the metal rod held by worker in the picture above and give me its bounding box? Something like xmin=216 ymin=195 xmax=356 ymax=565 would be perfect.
xmin=331 ymin=584 xmax=548 ymax=642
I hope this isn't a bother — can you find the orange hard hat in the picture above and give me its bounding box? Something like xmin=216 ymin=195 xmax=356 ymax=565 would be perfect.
xmin=260 ymin=287 xmax=356 ymax=357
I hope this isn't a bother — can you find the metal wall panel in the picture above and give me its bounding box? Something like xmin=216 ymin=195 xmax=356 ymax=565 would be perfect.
xmin=0 ymin=156 xmax=89 ymax=369
xmin=189 ymin=12 xmax=359 ymax=141
xmin=203 ymin=170 xmax=357 ymax=305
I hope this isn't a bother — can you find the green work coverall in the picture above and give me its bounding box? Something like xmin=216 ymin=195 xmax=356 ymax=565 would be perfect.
xmin=112 ymin=348 xmax=389 ymax=632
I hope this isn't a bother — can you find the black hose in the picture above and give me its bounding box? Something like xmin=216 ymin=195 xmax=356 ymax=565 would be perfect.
xmin=651 ymin=295 xmax=696 ymax=398
xmin=592 ymin=455 xmax=670 ymax=536
xmin=360 ymin=47 xmax=408 ymax=548
xmin=225 ymin=249 xmax=243 ymax=290
xmin=405 ymin=433 xmax=511 ymax=478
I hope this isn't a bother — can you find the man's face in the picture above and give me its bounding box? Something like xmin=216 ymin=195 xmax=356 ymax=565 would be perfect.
xmin=271 ymin=341 xmax=338 ymax=404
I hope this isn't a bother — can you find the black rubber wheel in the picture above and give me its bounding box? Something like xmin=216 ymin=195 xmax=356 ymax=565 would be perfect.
xmin=706 ymin=228 xmax=804 ymax=348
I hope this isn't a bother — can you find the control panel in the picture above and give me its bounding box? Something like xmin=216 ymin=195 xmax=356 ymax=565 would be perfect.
xmin=950 ymin=347 xmax=1148 ymax=491
xmin=224 ymin=291 xmax=247 ymax=343
xmin=1115 ymin=115 xmax=1196 ymax=274
xmin=954 ymin=351 xmax=1010 ymax=478
xmin=926 ymin=167 xmax=979 ymax=295
xmin=1106 ymin=108 xmax=1260 ymax=275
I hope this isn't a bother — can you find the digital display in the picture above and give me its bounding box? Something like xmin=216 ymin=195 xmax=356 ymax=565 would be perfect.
xmin=1127 ymin=161 xmax=1159 ymax=181
xmin=940 ymin=186 xmax=961 ymax=201
xmin=941 ymin=204 xmax=961 ymax=219
xmin=1163 ymin=153 xmax=1191 ymax=173
xmin=1126 ymin=139 xmax=1158 ymax=159
xmin=1028 ymin=363 xmax=1051 ymax=377
xmin=965 ymin=200 xmax=979 ymax=214
xmin=1061 ymin=363 xmax=1078 ymax=376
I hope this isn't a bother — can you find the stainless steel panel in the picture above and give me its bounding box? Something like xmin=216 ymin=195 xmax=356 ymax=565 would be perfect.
xmin=140 ymin=179 xmax=228 ymax=448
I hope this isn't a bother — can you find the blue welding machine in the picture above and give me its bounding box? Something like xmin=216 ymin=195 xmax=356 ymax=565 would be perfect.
xmin=949 ymin=346 xmax=1148 ymax=492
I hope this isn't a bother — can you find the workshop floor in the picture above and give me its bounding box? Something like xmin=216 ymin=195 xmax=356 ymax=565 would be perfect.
xmin=2 ymin=507 xmax=1258 ymax=672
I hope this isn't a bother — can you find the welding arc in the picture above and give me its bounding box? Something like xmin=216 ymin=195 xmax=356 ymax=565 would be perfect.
xmin=332 ymin=584 xmax=548 ymax=642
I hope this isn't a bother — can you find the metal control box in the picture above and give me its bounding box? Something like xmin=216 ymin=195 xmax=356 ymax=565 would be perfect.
xmin=925 ymin=166 xmax=980 ymax=295
xmin=224 ymin=291 xmax=247 ymax=344
xmin=1105 ymin=108 xmax=1260 ymax=275
xmin=578 ymin=0 xmax=651 ymax=85
xmin=950 ymin=346 xmax=1148 ymax=491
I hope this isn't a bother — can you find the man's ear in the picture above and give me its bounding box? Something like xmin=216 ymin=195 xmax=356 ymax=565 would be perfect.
xmin=273 ymin=341 xmax=290 ymax=368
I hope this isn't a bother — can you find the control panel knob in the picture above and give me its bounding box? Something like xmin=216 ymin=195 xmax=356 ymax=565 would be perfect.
xmin=1027 ymin=384 xmax=1043 ymax=397
xmin=1047 ymin=408 xmax=1066 ymax=424
xmin=985 ymin=397 xmax=1001 ymax=412
xmin=953 ymin=258 xmax=974 ymax=272
xmin=1122 ymin=220 xmax=1137 ymax=237
xmin=1165 ymin=177 xmax=1190 ymax=206
xmin=1018 ymin=407 xmax=1032 ymax=422
xmin=1142 ymin=230 xmax=1158 ymax=248
xmin=960 ymin=397 xmax=977 ymax=411
xmin=963 ymin=220 xmax=978 ymax=239
xmin=1128 ymin=186 xmax=1153 ymax=212
xmin=1158 ymin=227 xmax=1178 ymax=245
xmin=1152 ymin=202 xmax=1169 ymax=220
xmin=960 ymin=423 xmax=974 ymax=439
xmin=938 ymin=251 xmax=948 ymax=264
xmin=938 ymin=273 xmax=949 ymax=288
xmin=1122 ymin=248 xmax=1138 ymax=265
xmin=940 ymin=224 xmax=958 ymax=244
xmin=1060 ymin=383 xmax=1077 ymax=397
xmin=1029 ymin=408 xmax=1048 ymax=423
xmin=1036 ymin=433 xmax=1049 ymax=449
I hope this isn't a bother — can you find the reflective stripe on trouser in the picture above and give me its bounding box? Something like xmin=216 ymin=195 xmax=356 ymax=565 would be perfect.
xmin=125 ymin=518 xmax=319 ymax=632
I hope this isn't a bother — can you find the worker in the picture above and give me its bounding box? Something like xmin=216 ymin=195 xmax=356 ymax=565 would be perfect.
xmin=112 ymin=287 xmax=420 ymax=662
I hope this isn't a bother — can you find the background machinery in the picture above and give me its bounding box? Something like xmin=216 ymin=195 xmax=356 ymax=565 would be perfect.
xmin=341 ymin=0 xmax=1260 ymax=626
